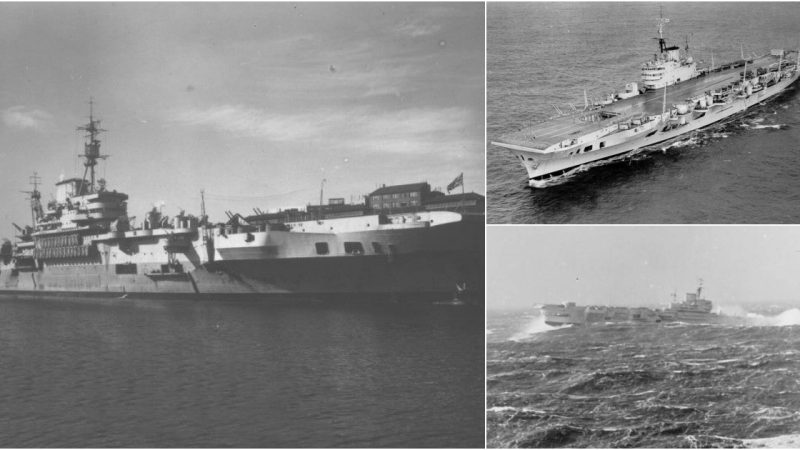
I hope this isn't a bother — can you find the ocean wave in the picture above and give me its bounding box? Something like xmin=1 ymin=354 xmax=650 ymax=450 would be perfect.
xmin=751 ymin=124 xmax=785 ymax=130
xmin=661 ymin=136 xmax=701 ymax=151
xmin=745 ymin=308 xmax=800 ymax=327
xmin=487 ymin=406 xmax=548 ymax=415
xmin=509 ymin=314 xmax=562 ymax=341
xmin=562 ymin=369 xmax=664 ymax=394
xmin=751 ymin=406 xmax=798 ymax=421
xmin=742 ymin=433 xmax=800 ymax=448
xmin=509 ymin=423 xmax=586 ymax=448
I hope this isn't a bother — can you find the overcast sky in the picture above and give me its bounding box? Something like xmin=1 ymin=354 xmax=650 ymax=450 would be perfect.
xmin=488 ymin=226 xmax=800 ymax=310
xmin=0 ymin=2 xmax=484 ymax=230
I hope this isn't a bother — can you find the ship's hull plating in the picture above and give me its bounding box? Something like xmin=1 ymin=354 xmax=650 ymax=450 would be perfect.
xmin=0 ymin=217 xmax=484 ymax=304
xmin=0 ymin=252 xmax=483 ymax=303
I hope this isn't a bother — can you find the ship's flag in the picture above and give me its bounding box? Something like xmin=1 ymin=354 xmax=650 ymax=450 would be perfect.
xmin=447 ymin=173 xmax=463 ymax=193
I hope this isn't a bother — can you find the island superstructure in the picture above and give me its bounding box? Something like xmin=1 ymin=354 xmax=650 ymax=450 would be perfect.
xmin=0 ymin=104 xmax=484 ymax=303
xmin=492 ymin=14 xmax=800 ymax=187
xmin=641 ymin=13 xmax=699 ymax=90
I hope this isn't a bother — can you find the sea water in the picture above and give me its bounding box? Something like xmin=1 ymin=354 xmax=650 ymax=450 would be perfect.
xmin=0 ymin=296 xmax=484 ymax=447
xmin=487 ymin=308 xmax=800 ymax=447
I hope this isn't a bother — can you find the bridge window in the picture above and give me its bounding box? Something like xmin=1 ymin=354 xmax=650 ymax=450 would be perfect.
xmin=315 ymin=242 xmax=329 ymax=255
xmin=600 ymin=142 xmax=606 ymax=149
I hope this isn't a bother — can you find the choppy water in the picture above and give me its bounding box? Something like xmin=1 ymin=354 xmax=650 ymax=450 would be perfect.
xmin=488 ymin=2 xmax=800 ymax=223
xmin=0 ymin=296 xmax=484 ymax=447
xmin=487 ymin=309 xmax=800 ymax=448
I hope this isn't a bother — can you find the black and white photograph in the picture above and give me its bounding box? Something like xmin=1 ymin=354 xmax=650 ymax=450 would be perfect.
xmin=0 ymin=2 xmax=485 ymax=447
xmin=487 ymin=225 xmax=800 ymax=448
xmin=488 ymin=2 xmax=800 ymax=224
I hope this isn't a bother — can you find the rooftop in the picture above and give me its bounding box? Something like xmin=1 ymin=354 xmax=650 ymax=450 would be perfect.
xmin=425 ymin=192 xmax=484 ymax=204
xmin=369 ymin=182 xmax=429 ymax=196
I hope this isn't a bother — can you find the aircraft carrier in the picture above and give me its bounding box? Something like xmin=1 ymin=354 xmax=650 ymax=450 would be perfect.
xmin=0 ymin=104 xmax=484 ymax=304
xmin=542 ymin=281 xmax=720 ymax=326
xmin=492 ymin=15 xmax=800 ymax=187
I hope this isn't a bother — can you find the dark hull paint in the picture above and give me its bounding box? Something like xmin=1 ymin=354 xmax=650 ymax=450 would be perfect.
xmin=0 ymin=252 xmax=484 ymax=304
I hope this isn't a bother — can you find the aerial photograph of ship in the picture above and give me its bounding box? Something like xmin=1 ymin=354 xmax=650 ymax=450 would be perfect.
xmin=0 ymin=3 xmax=485 ymax=447
xmin=487 ymin=3 xmax=800 ymax=224
xmin=487 ymin=226 xmax=800 ymax=448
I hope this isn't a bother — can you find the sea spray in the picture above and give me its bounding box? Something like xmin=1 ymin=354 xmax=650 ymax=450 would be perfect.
xmin=509 ymin=312 xmax=562 ymax=341
xmin=746 ymin=308 xmax=800 ymax=327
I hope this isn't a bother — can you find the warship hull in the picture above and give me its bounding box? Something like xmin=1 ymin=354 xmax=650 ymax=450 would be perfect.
xmin=0 ymin=215 xmax=484 ymax=304
xmin=1 ymin=103 xmax=485 ymax=305
xmin=498 ymin=69 xmax=799 ymax=187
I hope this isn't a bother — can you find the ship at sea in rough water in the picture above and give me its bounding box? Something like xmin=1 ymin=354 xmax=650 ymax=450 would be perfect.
xmin=542 ymin=281 xmax=724 ymax=326
xmin=491 ymin=14 xmax=800 ymax=187
xmin=0 ymin=104 xmax=484 ymax=303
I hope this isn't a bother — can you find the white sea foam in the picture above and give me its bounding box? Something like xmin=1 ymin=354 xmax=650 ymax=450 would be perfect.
xmin=752 ymin=124 xmax=784 ymax=130
xmin=745 ymin=308 xmax=800 ymax=326
xmin=742 ymin=433 xmax=800 ymax=448
xmin=486 ymin=406 xmax=547 ymax=415
xmin=487 ymin=406 xmax=517 ymax=413
xmin=661 ymin=137 xmax=700 ymax=151
xmin=509 ymin=314 xmax=562 ymax=341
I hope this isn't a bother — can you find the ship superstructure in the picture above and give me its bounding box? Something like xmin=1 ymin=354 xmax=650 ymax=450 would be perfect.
xmin=641 ymin=13 xmax=699 ymax=90
xmin=659 ymin=280 xmax=715 ymax=322
xmin=542 ymin=302 xmax=661 ymax=327
xmin=0 ymin=104 xmax=484 ymax=302
xmin=492 ymin=18 xmax=800 ymax=187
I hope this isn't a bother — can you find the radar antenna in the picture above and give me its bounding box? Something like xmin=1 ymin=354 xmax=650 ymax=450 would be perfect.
xmin=697 ymin=278 xmax=704 ymax=297
xmin=76 ymin=98 xmax=109 ymax=194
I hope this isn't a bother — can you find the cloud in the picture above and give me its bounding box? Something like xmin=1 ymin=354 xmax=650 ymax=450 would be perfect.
xmin=173 ymin=105 xmax=323 ymax=142
xmin=2 ymin=106 xmax=53 ymax=131
xmin=170 ymin=104 xmax=480 ymax=156
xmin=394 ymin=19 xmax=442 ymax=38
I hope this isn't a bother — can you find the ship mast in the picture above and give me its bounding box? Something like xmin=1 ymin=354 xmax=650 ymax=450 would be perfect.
xmin=76 ymin=98 xmax=108 ymax=194
xmin=318 ymin=178 xmax=327 ymax=220
xmin=656 ymin=7 xmax=670 ymax=53
xmin=20 ymin=172 xmax=43 ymax=226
